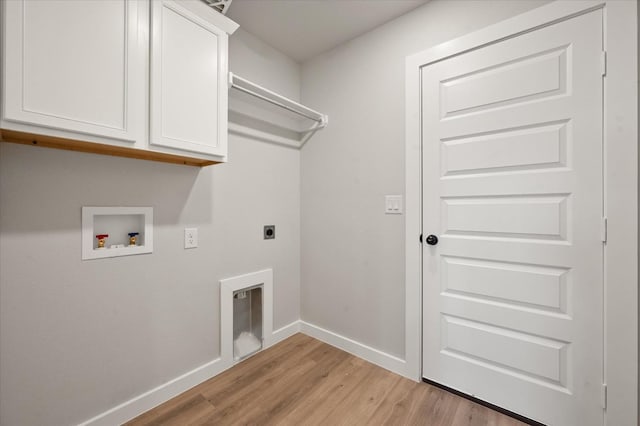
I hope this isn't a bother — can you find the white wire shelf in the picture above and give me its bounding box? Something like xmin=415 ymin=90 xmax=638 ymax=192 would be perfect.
xmin=228 ymin=72 xmax=328 ymax=147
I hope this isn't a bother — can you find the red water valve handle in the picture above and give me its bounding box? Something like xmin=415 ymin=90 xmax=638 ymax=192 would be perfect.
xmin=96 ymin=234 xmax=109 ymax=239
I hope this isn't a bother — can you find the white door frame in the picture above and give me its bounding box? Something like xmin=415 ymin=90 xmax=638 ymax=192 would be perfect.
xmin=404 ymin=1 xmax=638 ymax=425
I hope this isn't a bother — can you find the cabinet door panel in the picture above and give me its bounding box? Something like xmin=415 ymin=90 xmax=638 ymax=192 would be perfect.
xmin=150 ymin=0 xmax=228 ymax=158
xmin=3 ymin=0 xmax=144 ymax=143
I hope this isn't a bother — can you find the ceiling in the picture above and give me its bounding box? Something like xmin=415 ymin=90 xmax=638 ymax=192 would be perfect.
xmin=226 ymin=0 xmax=429 ymax=63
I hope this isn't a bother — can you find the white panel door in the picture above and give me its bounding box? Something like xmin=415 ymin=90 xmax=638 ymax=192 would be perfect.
xmin=150 ymin=0 xmax=228 ymax=157
xmin=421 ymin=10 xmax=603 ymax=426
xmin=2 ymin=0 xmax=144 ymax=143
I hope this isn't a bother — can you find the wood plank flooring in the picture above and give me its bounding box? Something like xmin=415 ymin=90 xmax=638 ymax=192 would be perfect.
xmin=126 ymin=333 xmax=527 ymax=426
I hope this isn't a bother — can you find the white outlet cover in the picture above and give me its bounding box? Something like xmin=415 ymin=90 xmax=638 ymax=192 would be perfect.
xmin=185 ymin=228 xmax=198 ymax=249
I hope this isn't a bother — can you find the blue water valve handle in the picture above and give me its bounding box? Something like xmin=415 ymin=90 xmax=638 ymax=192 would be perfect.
xmin=128 ymin=232 xmax=140 ymax=246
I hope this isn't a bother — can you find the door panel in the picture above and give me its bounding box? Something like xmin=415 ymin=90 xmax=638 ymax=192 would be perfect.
xmin=3 ymin=0 xmax=143 ymax=142
xmin=441 ymin=315 xmax=568 ymax=386
xmin=150 ymin=0 xmax=228 ymax=157
xmin=442 ymin=194 xmax=568 ymax=239
xmin=441 ymin=48 xmax=566 ymax=117
xmin=441 ymin=256 xmax=568 ymax=311
xmin=422 ymin=10 xmax=603 ymax=426
xmin=441 ymin=122 xmax=567 ymax=176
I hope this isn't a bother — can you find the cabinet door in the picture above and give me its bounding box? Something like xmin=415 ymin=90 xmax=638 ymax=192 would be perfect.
xmin=2 ymin=0 xmax=145 ymax=143
xmin=149 ymin=0 xmax=228 ymax=158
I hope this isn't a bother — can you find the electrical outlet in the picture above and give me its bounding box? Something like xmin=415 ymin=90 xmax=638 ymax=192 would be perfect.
xmin=184 ymin=228 xmax=198 ymax=249
xmin=264 ymin=225 xmax=275 ymax=240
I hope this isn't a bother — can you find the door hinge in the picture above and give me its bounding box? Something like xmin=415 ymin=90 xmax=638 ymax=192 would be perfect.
xmin=601 ymin=217 xmax=608 ymax=243
xmin=601 ymin=383 xmax=607 ymax=409
xmin=601 ymin=51 xmax=607 ymax=76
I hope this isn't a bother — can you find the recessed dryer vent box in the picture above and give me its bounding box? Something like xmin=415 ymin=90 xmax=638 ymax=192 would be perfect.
xmin=220 ymin=269 xmax=273 ymax=365
xmin=82 ymin=207 xmax=153 ymax=260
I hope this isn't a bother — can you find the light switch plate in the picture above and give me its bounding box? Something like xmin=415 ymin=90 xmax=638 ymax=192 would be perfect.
xmin=385 ymin=195 xmax=403 ymax=214
xmin=185 ymin=228 xmax=198 ymax=249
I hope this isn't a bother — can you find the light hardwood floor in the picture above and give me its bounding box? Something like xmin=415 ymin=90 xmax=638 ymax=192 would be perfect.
xmin=126 ymin=333 xmax=527 ymax=426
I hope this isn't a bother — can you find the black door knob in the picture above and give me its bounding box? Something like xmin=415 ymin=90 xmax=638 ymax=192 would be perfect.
xmin=425 ymin=234 xmax=438 ymax=245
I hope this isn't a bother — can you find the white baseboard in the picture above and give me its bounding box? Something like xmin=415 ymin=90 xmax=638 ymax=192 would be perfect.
xmin=299 ymin=321 xmax=408 ymax=378
xmin=79 ymin=319 xmax=301 ymax=426
xmin=78 ymin=357 xmax=231 ymax=426
xmin=272 ymin=320 xmax=301 ymax=344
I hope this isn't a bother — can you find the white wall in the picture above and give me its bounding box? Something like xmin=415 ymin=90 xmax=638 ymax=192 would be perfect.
xmin=300 ymin=0 xmax=550 ymax=359
xmin=0 ymin=27 xmax=301 ymax=426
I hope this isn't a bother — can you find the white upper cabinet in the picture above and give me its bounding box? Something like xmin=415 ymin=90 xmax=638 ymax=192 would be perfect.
xmin=1 ymin=0 xmax=238 ymax=165
xmin=150 ymin=0 xmax=230 ymax=158
xmin=2 ymin=0 xmax=145 ymax=144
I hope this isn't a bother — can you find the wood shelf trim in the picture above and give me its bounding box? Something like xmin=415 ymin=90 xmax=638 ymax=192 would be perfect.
xmin=0 ymin=129 xmax=219 ymax=167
